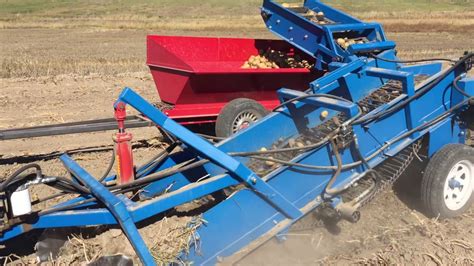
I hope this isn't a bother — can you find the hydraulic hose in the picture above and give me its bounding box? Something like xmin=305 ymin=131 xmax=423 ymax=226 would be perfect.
xmin=135 ymin=142 xmax=180 ymax=178
xmin=110 ymin=159 xmax=209 ymax=191
xmin=323 ymin=139 xmax=343 ymax=196
xmin=0 ymin=163 xmax=42 ymax=192
xmin=453 ymin=75 xmax=472 ymax=98
xmin=98 ymin=149 xmax=116 ymax=183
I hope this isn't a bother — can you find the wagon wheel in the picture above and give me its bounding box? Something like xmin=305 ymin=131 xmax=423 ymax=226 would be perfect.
xmin=215 ymin=98 xmax=269 ymax=138
xmin=421 ymin=144 xmax=474 ymax=218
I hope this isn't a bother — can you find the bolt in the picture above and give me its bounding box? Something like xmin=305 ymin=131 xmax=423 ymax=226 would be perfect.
xmin=250 ymin=177 xmax=258 ymax=184
xmin=304 ymin=34 xmax=309 ymax=40
xmin=276 ymin=19 xmax=281 ymax=24
xmin=449 ymin=179 xmax=462 ymax=189
xmin=289 ymin=26 xmax=293 ymax=31
xmin=320 ymin=110 xmax=329 ymax=120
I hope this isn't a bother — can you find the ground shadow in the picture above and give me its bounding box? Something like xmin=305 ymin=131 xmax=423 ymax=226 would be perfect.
xmin=392 ymin=149 xmax=429 ymax=214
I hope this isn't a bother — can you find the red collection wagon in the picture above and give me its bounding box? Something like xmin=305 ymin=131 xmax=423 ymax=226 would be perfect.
xmin=147 ymin=35 xmax=320 ymax=137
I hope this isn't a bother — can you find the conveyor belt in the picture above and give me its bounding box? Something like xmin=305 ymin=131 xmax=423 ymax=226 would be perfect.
xmin=246 ymin=75 xmax=429 ymax=176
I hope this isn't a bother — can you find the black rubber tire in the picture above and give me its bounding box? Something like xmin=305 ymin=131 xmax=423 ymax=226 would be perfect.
xmin=215 ymin=98 xmax=268 ymax=138
xmin=421 ymin=144 xmax=474 ymax=218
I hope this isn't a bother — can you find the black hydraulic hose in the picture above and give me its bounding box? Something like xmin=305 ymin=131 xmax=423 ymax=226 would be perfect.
xmin=98 ymin=149 xmax=116 ymax=183
xmin=323 ymin=140 xmax=343 ymax=196
xmin=32 ymin=191 xmax=67 ymax=205
xmin=353 ymin=137 xmax=370 ymax=169
xmin=38 ymin=159 xmax=210 ymax=215
xmin=354 ymin=52 xmax=474 ymax=125
xmin=135 ymin=142 xmax=180 ymax=178
xmin=110 ymin=159 xmax=210 ymax=191
xmin=52 ymin=176 xmax=90 ymax=194
xmin=48 ymin=181 xmax=82 ymax=194
xmin=39 ymin=197 xmax=96 ymax=216
xmin=370 ymin=52 xmax=457 ymax=64
xmin=453 ymin=75 xmax=472 ymax=98
xmin=0 ymin=163 xmax=42 ymax=192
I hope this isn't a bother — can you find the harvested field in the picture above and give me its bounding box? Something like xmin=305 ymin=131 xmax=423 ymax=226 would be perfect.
xmin=0 ymin=0 xmax=473 ymax=264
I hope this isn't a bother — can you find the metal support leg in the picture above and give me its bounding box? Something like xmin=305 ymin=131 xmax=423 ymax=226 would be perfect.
xmin=60 ymin=155 xmax=156 ymax=266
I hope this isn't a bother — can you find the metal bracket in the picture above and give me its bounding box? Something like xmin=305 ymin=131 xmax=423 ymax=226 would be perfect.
xmin=277 ymin=88 xmax=360 ymax=118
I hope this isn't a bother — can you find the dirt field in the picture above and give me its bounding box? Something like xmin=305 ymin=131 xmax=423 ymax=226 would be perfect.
xmin=1 ymin=0 xmax=473 ymax=264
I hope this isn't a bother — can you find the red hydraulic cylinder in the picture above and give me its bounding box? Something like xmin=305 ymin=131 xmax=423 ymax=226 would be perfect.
xmin=113 ymin=102 xmax=134 ymax=184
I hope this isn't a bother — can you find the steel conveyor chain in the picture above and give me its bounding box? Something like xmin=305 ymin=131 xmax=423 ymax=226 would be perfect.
xmin=290 ymin=140 xmax=423 ymax=232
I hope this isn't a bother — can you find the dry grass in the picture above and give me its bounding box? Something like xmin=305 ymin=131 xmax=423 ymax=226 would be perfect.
xmin=1 ymin=11 xmax=473 ymax=33
xmin=0 ymin=1 xmax=472 ymax=79
xmin=0 ymin=15 xmax=263 ymax=31
xmin=1 ymin=54 xmax=145 ymax=78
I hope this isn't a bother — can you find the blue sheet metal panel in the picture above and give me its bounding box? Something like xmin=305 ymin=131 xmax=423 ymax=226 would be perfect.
xmin=311 ymin=59 xmax=365 ymax=92
xmin=427 ymin=117 xmax=462 ymax=157
xmin=411 ymin=72 xmax=455 ymax=124
xmin=185 ymin=189 xmax=288 ymax=265
xmin=399 ymin=62 xmax=443 ymax=76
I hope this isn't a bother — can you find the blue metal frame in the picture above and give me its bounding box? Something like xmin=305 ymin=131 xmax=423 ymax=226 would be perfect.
xmin=261 ymin=0 xmax=395 ymax=69
xmin=1 ymin=1 xmax=473 ymax=265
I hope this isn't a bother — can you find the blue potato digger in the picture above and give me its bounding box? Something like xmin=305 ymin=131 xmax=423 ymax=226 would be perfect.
xmin=1 ymin=1 xmax=473 ymax=265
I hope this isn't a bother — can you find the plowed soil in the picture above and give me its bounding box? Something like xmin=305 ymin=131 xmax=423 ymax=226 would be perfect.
xmin=0 ymin=26 xmax=473 ymax=264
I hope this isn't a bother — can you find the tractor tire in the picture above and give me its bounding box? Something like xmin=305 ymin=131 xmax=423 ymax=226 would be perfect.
xmin=421 ymin=144 xmax=474 ymax=218
xmin=215 ymin=98 xmax=268 ymax=138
